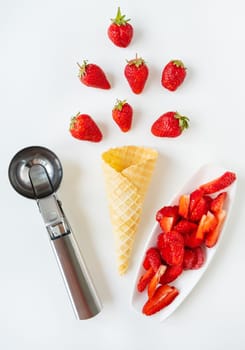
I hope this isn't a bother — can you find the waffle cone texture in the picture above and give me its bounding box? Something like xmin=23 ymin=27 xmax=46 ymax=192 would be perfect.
xmin=102 ymin=146 xmax=158 ymax=275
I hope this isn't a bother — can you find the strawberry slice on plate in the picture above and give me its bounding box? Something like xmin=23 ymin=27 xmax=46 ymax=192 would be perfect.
xmin=143 ymin=247 xmax=162 ymax=272
xmin=156 ymin=205 xmax=179 ymax=233
xmin=199 ymin=171 xmax=236 ymax=194
xmin=143 ymin=284 xmax=179 ymax=316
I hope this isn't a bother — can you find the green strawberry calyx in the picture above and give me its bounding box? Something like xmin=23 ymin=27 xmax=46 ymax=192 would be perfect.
xmin=172 ymin=60 xmax=186 ymax=69
xmin=70 ymin=112 xmax=80 ymax=130
xmin=127 ymin=54 xmax=145 ymax=68
xmin=114 ymin=99 xmax=127 ymax=111
xmin=77 ymin=61 xmax=88 ymax=78
xmin=111 ymin=7 xmax=130 ymax=25
xmin=175 ymin=112 xmax=190 ymax=131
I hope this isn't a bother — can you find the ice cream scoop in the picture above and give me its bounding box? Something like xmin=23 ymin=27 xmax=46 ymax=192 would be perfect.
xmin=8 ymin=146 xmax=102 ymax=319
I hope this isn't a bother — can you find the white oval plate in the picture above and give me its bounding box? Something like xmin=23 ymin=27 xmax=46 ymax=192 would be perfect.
xmin=131 ymin=164 xmax=237 ymax=322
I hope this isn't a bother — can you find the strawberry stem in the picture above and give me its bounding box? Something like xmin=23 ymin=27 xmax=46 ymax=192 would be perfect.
xmin=70 ymin=113 xmax=80 ymax=130
xmin=114 ymin=99 xmax=127 ymax=111
xmin=127 ymin=54 xmax=145 ymax=68
xmin=175 ymin=112 xmax=190 ymax=131
xmin=111 ymin=7 xmax=130 ymax=25
xmin=77 ymin=60 xmax=88 ymax=78
xmin=172 ymin=60 xmax=186 ymax=69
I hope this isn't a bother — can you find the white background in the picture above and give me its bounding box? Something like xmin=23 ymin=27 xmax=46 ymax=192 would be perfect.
xmin=1 ymin=0 xmax=245 ymax=348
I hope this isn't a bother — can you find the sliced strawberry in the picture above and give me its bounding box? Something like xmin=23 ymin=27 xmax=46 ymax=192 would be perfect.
xmin=157 ymin=231 xmax=184 ymax=266
xmin=199 ymin=172 xmax=236 ymax=194
xmin=174 ymin=219 xmax=197 ymax=235
xmin=192 ymin=246 xmax=205 ymax=269
xmin=178 ymin=194 xmax=190 ymax=219
xmin=183 ymin=246 xmax=205 ymax=269
xmin=156 ymin=205 xmax=179 ymax=221
xmin=160 ymin=216 xmax=175 ymax=233
xmin=203 ymin=211 xmax=218 ymax=232
xmin=137 ymin=267 xmax=155 ymax=292
xmin=142 ymin=285 xmax=179 ymax=316
xmin=156 ymin=205 xmax=180 ymax=233
xmin=196 ymin=211 xmax=218 ymax=240
xmin=189 ymin=196 xmax=210 ymax=222
xmin=205 ymin=210 xmax=226 ymax=248
xmin=210 ymin=192 xmax=227 ymax=214
xmin=174 ymin=219 xmax=202 ymax=247
xmin=143 ymin=255 xmax=151 ymax=270
xmin=189 ymin=189 xmax=204 ymax=213
xmin=184 ymin=230 xmax=203 ymax=248
xmin=195 ymin=214 xmax=207 ymax=240
xmin=183 ymin=248 xmax=197 ymax=270
xmin=145 ymin=247 xmax=162 ymax=272
xmin=160 ymin=264 xmax=183 ymax=284
xmin=148 ymin=265 xmax=167 ymax=298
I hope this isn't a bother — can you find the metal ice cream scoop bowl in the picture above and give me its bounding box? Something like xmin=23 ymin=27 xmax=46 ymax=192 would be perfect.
xmin=8 ymin=146 xmax=102 ymax=319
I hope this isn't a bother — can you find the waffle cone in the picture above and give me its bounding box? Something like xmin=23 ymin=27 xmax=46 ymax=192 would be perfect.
xmin=102 ymin=146 xmax=158 ymax=275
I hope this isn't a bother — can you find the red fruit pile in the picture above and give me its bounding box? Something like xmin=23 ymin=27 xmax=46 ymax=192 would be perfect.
xmin=137 ymin=171 xmax=236 ymax=316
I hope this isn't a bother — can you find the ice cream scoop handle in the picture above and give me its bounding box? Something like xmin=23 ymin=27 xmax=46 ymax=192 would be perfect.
xmin=51 ymin=233 xmax=102 ymax=319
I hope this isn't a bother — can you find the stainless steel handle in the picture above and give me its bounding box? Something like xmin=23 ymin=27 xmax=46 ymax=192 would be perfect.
xmin=36 ymin=194 xmax=102 ymax=320
xmin=51 ymin=233 xmax=102 ymax=319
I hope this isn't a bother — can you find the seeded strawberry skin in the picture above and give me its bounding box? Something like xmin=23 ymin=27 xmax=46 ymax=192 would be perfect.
xmin=77 ymin=61 xmax=111 ymax=89
xmin=112 ymin=100 xmax=133 ymax=132
xmin=151 ymin=112 xmax=189 ymax=138
xmin=69 ymin=114 xmax=103 ymax=142
xmin=124 ymin=56 xmax=149 ymax=94
xmin=161 ymin=60 xmax=187 ymax=91
xmin=108 ymin=7 xmax=133 ymax=48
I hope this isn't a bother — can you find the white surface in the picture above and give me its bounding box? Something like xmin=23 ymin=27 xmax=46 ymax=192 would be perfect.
xmin=132 ymin=164 xmax=237 ymax=321
xmin=1 ymin=0 xmax=245 ymax=349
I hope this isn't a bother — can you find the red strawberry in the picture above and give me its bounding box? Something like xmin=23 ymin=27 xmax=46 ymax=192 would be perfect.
xmin=160 ymin=264 xmax=183 ymax=285
xmin=210 ymin=192 xmax=227 ymax=214
xmin=161 ymin=59 xmax=187 ymax=91
xmin=195 ymin=211 xmax=218 ymax=240
xmin=184 ymin=230 xmax=203 ymax=248
xmin=112 ymin=99 xmax=133 ymax=132
xmin=148 ymin=265 xmax=167 ymax=298
xmin=178 ymin=194 xmax=190 ymax=219
xmin=157 ymin=231 xmax=184 ymax=266
xmin=174 ymin=220 xmax=201 ymax=248
xmin=189 ymin=189 xmax=204 ymax=213
xmin=156 ymin=205 xmax=179 ymax=233
xmin=124 ymin=55 xmax=149 ymax=94
xmin=183 ymin=246 xmax=205 ymax=270
xmin=205 ymin=210 xmax=226 ymax=248
xmin=156 ymin=205 xmax=179 ymax=222
xmin=69 ymin=113 xmax=103 ymax=142
xmin=192 ymin=246 xmax=205 ymax=269
xmin=137 ymin=267 xmax=155 ymax=292
xmin=142 ymin=284 xmax=179 ymax=316
xmin=143 ymin=255 xmax=151 ymax=270
xmin=174 ymin=219 xmax=197 ymax=236
xmin=199 ymin=172 xmax=236 ymax=194
xmin=77 ymin=61 xmax=111 ymax=89
xmin=189 ymin=196 xmax=211 ymax=222
xmin=151 ymin=111 xmax=189 ymax=138
xmin=108 ymin=7 xmax=133 ymax=48
xmin=183 ymin=248 xmax=197 ymax=270
xmin=144 ymin=247 xmax=162 ymax=272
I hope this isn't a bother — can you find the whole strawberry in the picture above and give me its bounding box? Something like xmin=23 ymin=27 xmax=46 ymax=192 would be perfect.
xmin=124 ymin=55 xmax=149 ymax=94
xmin=161 ymin=60 xmax=187 ymax=91
xmin=69 ymin=113 xmax=103 ymax=142
xmin=151 ymin=111 xmax=189 ymax=138
xmin=112 ymin=99 xmax=133 ymax=132
xmin=108 ymin=7 xmax=133 ymax=48
xmin=77 ymin=61 xmax=111 ymax=89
